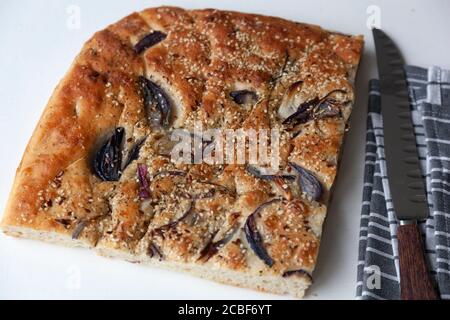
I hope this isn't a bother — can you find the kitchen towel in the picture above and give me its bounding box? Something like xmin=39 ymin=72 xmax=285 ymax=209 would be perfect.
xmin=356 ymin=66 xmax=450 ymax=300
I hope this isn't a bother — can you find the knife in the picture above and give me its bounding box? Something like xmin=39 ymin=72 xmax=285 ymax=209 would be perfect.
xmin=372 ymin=28 xmax=439 ymax=300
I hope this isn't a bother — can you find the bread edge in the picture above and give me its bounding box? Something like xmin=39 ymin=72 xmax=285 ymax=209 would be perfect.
xmin=2 ymin=224 xmax=310 ymax=298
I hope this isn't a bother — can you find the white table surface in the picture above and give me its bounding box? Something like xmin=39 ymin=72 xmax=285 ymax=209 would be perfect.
xmin=1 ymin=0 xmax=449 ymax=300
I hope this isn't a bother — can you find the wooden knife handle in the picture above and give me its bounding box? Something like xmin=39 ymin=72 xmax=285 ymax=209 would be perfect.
xmin=397 ymin=223 xmax=439 ymax=300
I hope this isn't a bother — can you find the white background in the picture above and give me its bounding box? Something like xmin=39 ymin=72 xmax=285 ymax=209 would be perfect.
xmin=1 ymin=0 xmax=449 ymax=300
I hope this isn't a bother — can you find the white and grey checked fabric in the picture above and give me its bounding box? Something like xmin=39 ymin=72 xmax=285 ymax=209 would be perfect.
xmin=356 ymin=66 xmax=450 ymax=300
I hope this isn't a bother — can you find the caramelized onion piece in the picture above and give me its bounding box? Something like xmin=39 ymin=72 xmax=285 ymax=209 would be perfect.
xmin=282 ymin=269 xmax=313 ymax=282
xmin=72 ymin=220 xmax=86 ymax=240
xmin=139 ymin=76 xmax=172 ymax=128
xmin=94 ymin=127 xmax=124 ymax=181
xmin=282 ymin=98 xmax=318 ymax=125
xmin=137 ymin=164 xmax=150 ymax=199
xmin=311 ymin=89 xmax=346 ymax=120
xmin=313 ymin=100 xmax=341 ymax=119
xmin=281 ymin=88 xmax=347 ymax=125
xmin=147 ymin=242 xmax=164 ymax=260
xmin=71 ymin=214 xmax=107 ymax=240
xmin=134 ymin=31 xmax=167 ymax=54
xmin=246 ymin=165 xmax=296 ymax=181
xmin=244 ymin=198 xmax=284 ymax=267
xmin=55 ymin=219 xmax=71 ymax=228
xmin=290 ymin=162 xmax=323 ymax=201
xmin=230 ymin=90 xmax=258 ymax=105
xmin=198 ymin=221 xmax=240 ymax=262
xmin=153 ymin=200 xmax=194 ymax=234
xmin=278 ymin=81 xmax=304 ymax=120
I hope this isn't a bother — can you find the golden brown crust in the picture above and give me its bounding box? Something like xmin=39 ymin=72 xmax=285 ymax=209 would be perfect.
xmin=1 ymin=6 xmax=363 ymax=296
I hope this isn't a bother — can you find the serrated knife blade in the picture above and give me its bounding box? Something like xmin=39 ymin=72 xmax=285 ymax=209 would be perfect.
xmin=373 ymin=28 xmax=439 ymax=300
xmin=372 ymin=28 xmax=428 ymax=221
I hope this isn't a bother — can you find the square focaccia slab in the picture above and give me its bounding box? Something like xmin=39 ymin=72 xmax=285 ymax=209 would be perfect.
xmin=1 ymin=7 xmax=363 ymax=298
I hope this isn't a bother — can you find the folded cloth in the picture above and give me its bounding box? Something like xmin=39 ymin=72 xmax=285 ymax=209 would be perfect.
xmin=356 ymin=66 xmax=450 ymax=300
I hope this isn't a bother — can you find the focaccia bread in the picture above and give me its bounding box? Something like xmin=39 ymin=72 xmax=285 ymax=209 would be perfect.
xmin=0 ymin=6 xmax=363 ymax=298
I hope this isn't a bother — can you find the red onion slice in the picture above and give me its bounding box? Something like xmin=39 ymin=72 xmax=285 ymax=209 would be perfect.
xmin=134 ymin=31 xmax=167 ymax=54
xmin=137 ymin=164 xmax=150 ymax=199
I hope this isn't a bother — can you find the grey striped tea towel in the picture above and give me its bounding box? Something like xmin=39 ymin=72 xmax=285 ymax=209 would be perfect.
xmin=356 ymin=66 xmax=450 ymax=300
